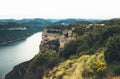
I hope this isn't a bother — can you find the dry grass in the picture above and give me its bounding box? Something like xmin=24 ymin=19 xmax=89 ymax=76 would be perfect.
xmin=43 ymin=49 xmax=105 ymax=79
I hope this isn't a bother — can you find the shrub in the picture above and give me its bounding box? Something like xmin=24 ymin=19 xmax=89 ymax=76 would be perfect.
xmin=25 ymin=50 xmax=64 ymax=79
xmin=77 ymin=43 xmax=90 ymax=53
xmin=87 ymin=48 xmax=96 ymax=55
xmin=112 ymin=65 xmax=120 ymax=75
xmin=104 ymin=34 xmax=120 ymax=64
xmin=91 ymin=61 xmax=106 ymax=73
xmin=73 ymin=27 xmax=86 ymax=36
xmin=60 ymin=41 xmax=79 ymax=58
xmin=90 ymin=61 xmax=106 ymax=78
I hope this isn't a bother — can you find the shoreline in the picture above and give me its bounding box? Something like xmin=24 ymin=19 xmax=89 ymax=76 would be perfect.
xmin=0 ymin=37 xmax=27 ymax=46
xmin=0 ymin=31 xmax=42 ymax=46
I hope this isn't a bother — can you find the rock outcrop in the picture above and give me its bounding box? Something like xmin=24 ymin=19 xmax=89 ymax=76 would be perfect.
xmin=40 ymin=27 xmax=74 ymax=52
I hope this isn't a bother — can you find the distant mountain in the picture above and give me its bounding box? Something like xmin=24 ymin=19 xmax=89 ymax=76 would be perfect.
xmin=0 ymin=18 xmax=103 ymax=27
xmin=54 ymin=19 xmax=78 ymax=26
xmin=46 ymin=19 xmax=60 ymax=23
xmin=0 ymin=22 xmax=25 ymax=29
xmin=21 ymin=18 xmax=53 ymax=29
xmin=0 ymin=18 xmax=52 ymax=25
xmin=53 ymin=18 xmax=103 ymax=26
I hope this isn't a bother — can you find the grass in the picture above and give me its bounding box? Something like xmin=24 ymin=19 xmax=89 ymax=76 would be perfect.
xmin=43 ymin=49 xmax=106 ymax=79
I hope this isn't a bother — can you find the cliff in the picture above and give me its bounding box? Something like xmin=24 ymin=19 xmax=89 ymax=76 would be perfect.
xmin=40 ymin=26 xmax=74 ymax=52
xmin=5 ymin=18 xmax=120 ymax=79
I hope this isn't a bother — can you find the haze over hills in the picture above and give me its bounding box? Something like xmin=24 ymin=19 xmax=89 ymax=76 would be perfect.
xmin=0 ymin=18 xmax=103 ymax=24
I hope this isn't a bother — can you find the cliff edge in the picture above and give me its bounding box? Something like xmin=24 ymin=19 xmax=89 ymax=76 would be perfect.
xmin=5 ymin=19 xmax=120 ymax=79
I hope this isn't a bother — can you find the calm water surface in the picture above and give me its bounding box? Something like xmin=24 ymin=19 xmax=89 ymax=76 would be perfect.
xmin=0 ymin=32 xmax=42 ymax=78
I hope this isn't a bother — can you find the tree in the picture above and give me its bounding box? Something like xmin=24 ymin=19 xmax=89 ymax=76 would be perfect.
xmin=77 ymin=43 xmax=89 ymax=54
xmin=60 ymin=41 xmax=79 ymax=58
xmin=104 ymin=34 xmax=120 ymax=64
xmin=25 ymin=50 xmax=63 ymax=79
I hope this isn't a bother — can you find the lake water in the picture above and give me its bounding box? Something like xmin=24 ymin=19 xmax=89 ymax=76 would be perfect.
xmin=0 ymin=32 xmax=42 ymax=78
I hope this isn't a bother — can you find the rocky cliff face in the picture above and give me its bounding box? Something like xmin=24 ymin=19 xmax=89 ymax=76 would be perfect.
xmin=40 ymin=26 xmax=74 ymax=52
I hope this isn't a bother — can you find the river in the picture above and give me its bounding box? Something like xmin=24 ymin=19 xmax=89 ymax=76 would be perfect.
xmin=0 ymin=32 xmax=42 ymax=79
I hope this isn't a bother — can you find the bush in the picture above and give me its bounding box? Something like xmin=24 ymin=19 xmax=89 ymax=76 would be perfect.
xmin=29 ymin=50 xmax=62 ymax=71
xmin=73 ymin=27 xmax=86 ymax=36
xmin=60 ymin=41 xmax=79 ymax=58
xmin=104 ymin=34 xmax=120 ymax=64
xmin=77 ymin=43 xmax=89 ymax=53
xmin=91 ymin=61 xmax=106 ymax=73
xmin=87 ymin=48 xmax=96 ymax=55
xmin=46 ymin=40 xmax=60 ymax=51
xmin=90 ymin=61 xmax=106 ymax=78
xmin=25 ymin=50 xmax=64 ymax=79
xmin=112 ymin=65 xmax=120 ymax=75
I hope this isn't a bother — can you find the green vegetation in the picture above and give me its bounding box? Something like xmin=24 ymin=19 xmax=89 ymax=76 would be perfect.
xmin=6 ymin=18 xmax=120 ymax=79
xmin=24 ymin=50 xmax=64 ymax=79
xmin=73 ymin=27 xmax=86 ymax=36
xmin=5 ymin=61 xmax=30 ymax=79
xmin=45 ymin=40 xmax=60 ymax=52
xmin=44 ymin=49 xmax=106 ymax=79
xmin=104 ymin=34 xmax=120 ymax=77
xmin=0 ymin=20 xmax=48 ymax=45
xmin=104 ymin=34 xmax=120 ymax=64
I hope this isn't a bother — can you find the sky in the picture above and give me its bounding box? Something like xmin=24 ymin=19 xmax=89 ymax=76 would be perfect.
xmin=0 ymin=0 xmax=120 ymax=19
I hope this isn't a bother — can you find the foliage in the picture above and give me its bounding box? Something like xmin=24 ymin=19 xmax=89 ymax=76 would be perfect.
xmin=87 ymin=48 xmax=96 ymax=55
xmin=5 ymin=61 xmax=30 ymax=79
xmin=112 ymin=65 xmax=120 ymax=75
xmin=90 ymin=60 xmax=106 ymax=78
xmin=6 ymin=18 xmax=120 ymax=79
xmin=24 ymin=50 xmax=64 ymax=79
xmin=60 ymin=40 xmax=78 ymax=58
xmin=104 ymin=34 xmax=120 ymax=64
xmin=73 ymin=27 xmax=86 ymax=36
xmin=44 ymin=49 xmax=105 ymax=79
xmin=91 ymin=61 xmax=106 ymax=72
xmin=45 ymin=40 xmax=60 ymax=51
xmin=77 ymin=43 xmax=90 ymax=54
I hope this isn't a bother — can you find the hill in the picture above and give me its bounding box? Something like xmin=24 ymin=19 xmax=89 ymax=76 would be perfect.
xmin=0 ymin=21 xmax=43 ymax=45
xmin=5 ymin=18 xmax=120 ymax=79
xmin=0 ymin=18 xmax=53 ymax=45
xmin=53 ymin=18 xmax=102 ymax=26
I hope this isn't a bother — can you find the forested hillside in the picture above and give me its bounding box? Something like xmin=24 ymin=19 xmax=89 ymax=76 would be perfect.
xmin=0 ymin=22 xmax=42 ymax=45
xmin=0 ymin=18 xmax=53 ymax=45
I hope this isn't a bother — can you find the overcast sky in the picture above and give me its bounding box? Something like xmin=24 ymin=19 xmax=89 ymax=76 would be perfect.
xmin=0 ymin=0 xmax=120 ymax=19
